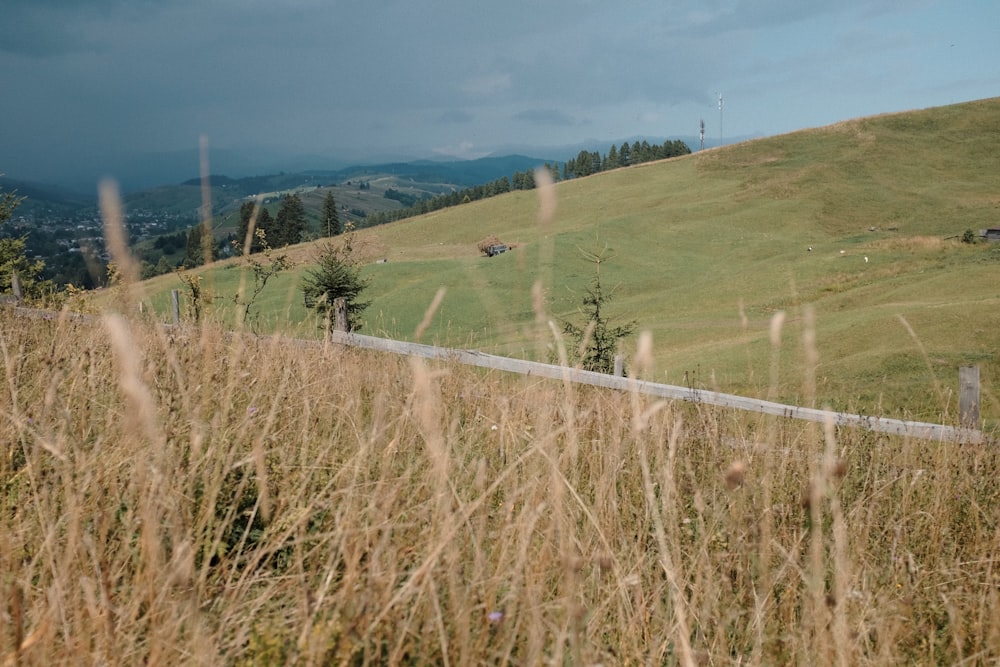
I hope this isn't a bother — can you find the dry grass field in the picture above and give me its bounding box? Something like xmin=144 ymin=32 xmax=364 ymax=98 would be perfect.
xmin=2 ymin=303 xmax=999 ymax=665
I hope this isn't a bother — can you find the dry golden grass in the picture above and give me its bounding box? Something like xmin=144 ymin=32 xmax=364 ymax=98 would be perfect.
xmin=3 ymin=305 xmax=1000 ymax=665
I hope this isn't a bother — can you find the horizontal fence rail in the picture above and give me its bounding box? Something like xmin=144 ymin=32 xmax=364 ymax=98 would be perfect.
xmin=5 ymin=304 xmax=985 ymax=444
xmin=328 ymin=330 xmax=986 ymax=444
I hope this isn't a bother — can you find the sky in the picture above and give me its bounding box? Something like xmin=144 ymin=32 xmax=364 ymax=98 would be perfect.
xmin=2 ymin=0 xmax=998 ymax=187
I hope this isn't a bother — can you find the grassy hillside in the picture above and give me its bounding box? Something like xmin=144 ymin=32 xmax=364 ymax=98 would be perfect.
xmin=129 ymin=98 xmax=1000 ymax=425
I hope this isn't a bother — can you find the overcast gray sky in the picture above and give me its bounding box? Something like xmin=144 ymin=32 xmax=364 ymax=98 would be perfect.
xmin=2 ymin=0 xmax=998 ymax=185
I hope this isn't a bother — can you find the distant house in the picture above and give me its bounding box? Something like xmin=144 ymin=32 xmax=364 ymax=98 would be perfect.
xmin=486 ymin=244 xmax=508 ymax=257
xmin=980 ymin=228 xmax=1000 ymax=242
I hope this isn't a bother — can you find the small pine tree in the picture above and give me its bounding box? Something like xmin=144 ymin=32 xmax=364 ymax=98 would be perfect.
xmin=301 ymin=231 xmax=370 ymax=332
xmin=561 ymin=249 xmax=636 ymax=374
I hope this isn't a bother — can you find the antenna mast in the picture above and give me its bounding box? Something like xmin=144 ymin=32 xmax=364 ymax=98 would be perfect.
xmin=717 ymin=92 xmax=724 ymax=147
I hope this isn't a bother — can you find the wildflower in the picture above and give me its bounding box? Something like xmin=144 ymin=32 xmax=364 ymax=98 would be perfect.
xmin=247 ymin=406 xmax=259 ymax=416
xmin=487 ymin=610 xmax=503 ymax=623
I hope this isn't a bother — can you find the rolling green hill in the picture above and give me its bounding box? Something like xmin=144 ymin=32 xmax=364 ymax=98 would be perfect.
xmin=130 ymin=98 xmax=1000 ymax=425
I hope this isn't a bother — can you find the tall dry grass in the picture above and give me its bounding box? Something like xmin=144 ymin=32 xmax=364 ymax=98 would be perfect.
xmin=2 ymin=303 xmax=999 ymax=665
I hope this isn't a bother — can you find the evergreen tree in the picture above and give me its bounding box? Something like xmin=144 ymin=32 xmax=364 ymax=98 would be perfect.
xmin=237 ymin=200 xmax=255 ymax=250
xmin=619 ymin=142 xmax=631 ymax=166
xmin=606 ymin=144 xmax=620 ymax=169
xmin=237 ymin=200 xmax=273 ymax=254
xmin=322 ymin=190 xmax=342 ymax=236
xmin=256 ymin=208 xmax=274 ymax=252
xmin=639 ymin=140 xmax=652 ymax=162
xmin=561 ymin=249 xmax=636 ymax=374
xmin=1 ymin=188 xmax=22 ymax=225
xmin=274 ymin=193 xmax=306 ymax=246
xmin=301 ymin=236 xmax=370 ymax=332
xmin=513 ymin=170 xmax=535 ymax=190
xmin=667 ymin=139 xmax=691 ymax=158
xmin=184 ymin=223 xmax=216 ymax=266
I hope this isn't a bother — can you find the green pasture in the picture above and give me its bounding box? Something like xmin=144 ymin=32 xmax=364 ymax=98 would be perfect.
xmin=128 ymin=98 xmax=1000 ymax=424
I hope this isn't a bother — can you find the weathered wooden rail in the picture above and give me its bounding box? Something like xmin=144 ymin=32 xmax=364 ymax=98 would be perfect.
xmin=327 ymin=330 xmax=987 ymax=444
xmin=4 ymin=303 xmax=985 ymax=443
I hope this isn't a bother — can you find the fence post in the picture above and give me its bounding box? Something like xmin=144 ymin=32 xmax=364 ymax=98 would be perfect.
xmin=959 ymin=365 xmax=980 ymax=429
xmin=171 ymin=289 xmax=180 ymax=325
xmin=333 ymin=298 xmax=348 ymax=332
xmin=613 ymin=353 xmax=624 ymax=377
xmin=11 ymin=271 xmax=22 ymax=303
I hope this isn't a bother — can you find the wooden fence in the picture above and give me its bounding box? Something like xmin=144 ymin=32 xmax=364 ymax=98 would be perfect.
xmin=4 ymin=302 xmax=986 ymax=444
xmin=326 ymin=330 xmax=986 ymax=444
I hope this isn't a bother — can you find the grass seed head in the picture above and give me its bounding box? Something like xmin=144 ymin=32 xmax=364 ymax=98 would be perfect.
xmin=725 ymin=460 xmax=746 ymax=490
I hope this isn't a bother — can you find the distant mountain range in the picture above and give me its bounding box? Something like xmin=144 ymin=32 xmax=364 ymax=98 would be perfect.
xmin=3 ymin=133 xmax=725 ymax=196
xmin=3 ymin=130 xmax=740 ymax=222
xmin=1 ymin=154 xmax=561 ymax=216
xmin=0 ymin=176 xmax=96 ymax=217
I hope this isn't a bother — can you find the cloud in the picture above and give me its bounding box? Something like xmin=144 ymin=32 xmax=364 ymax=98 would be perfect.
xmin=513 ymin=109 xmax=576 ymax=126
xmin=461 ymin=73 xmax=512 ymax=97
xmin=0 ymin=0 xmax=166 ymax=56
xmin=634 ymin=111 xmax=662 ymax=125
xmin=432 ymin=141 xmax=489 ymax=160
xmin=436 ymin=110 xmax=475 ymax=124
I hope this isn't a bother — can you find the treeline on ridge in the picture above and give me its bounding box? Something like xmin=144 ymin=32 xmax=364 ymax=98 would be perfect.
xmin=364 ymin=138 xmax=691 ymax=227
